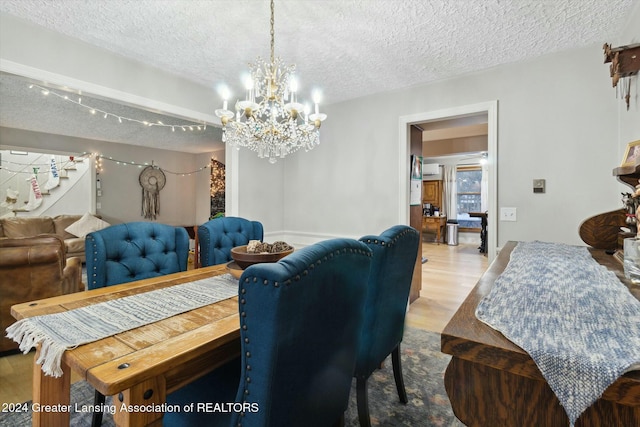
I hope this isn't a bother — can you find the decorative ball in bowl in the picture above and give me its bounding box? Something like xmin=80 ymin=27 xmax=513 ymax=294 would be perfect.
xmin=230 ymin=241 xmax=294 ymax=270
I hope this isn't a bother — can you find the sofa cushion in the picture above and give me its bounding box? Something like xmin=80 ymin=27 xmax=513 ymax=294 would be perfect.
xmin=1 ymin=217 xmax=55 ymax=238
xmin=65 ymin=213 xmax=110 ymax=238
xmin=64 ymin=237 xmax=85 ymax=256
xmin=53 ymin=215 xmax=83 ymax=240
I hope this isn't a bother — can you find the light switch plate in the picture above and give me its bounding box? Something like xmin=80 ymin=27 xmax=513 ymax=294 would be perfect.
xmin=500 ymin=207 xmax=517 ymax=221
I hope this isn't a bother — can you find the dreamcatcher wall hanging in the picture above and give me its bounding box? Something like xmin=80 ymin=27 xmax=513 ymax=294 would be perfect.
xmin=139 ymin=165 xmax=166 ymax=220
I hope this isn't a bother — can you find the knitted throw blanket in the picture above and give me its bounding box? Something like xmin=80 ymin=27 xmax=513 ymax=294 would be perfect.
xmin=475 ymin=241 xmax=640 ymax=426
xmin=6 ymin=274 xmax=238 ymax=378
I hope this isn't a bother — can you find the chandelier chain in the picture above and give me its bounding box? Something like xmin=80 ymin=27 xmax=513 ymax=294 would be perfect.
xmin=270 ymin=0 xmax=275 ymax=65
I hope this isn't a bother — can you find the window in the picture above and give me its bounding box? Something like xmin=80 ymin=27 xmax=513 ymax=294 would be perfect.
xmin=456 ymin=166 xmax=482 ymax=214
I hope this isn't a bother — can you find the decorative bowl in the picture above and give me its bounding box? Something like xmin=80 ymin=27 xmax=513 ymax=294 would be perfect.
xmin=230 ymin=245 xmax=294 ymax=270
xmin=226 ymin=261 xmax=244 ymax=279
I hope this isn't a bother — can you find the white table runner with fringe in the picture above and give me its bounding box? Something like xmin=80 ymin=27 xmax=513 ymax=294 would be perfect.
xmin=6 ymin=274 xmax=239 ymax=377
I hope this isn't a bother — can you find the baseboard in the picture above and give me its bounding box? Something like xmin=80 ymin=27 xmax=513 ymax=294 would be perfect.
xmin=264 ymin=230 xmax=360 ymax=249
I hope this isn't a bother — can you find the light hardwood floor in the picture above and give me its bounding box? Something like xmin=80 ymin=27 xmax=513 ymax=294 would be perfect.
xmin=0 ymin=242 xmax=488 ymax=405
xmin=406 ymin=241 xmax=488 ymax=333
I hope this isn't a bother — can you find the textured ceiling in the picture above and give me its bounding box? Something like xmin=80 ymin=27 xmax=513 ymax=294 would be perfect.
xmin=0 ymin=72 xmax=223 ymax=153
xmin=0 ymin=0 xmax=637 ymax=153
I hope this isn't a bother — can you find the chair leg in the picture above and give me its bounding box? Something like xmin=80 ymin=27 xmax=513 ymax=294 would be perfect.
xmin=92 ymin=390 xmax=105 ymax=427
xmin=392 ymin=344 xmax=408 ymax=404
xmin=356 ymin=377 xmax=372 ymax=427
xmin=332 ymin=413 xmax=345 ymax=427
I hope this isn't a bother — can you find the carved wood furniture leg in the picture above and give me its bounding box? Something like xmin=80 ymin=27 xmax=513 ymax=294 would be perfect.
xmin=32 ymin=346 xmax=71 ymax=427
xmin=114 ymin=376 xmax=166 ymax=427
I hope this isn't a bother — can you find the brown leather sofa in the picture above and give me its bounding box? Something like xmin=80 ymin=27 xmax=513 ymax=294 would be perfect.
xmin=0 ymin=235 xmax=83 ymax=353
xmin=0 ymin=215 xmax=87 ymax=262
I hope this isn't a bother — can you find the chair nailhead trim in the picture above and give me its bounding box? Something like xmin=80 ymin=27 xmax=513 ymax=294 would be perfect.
xmin=230 ymin=242 xmax=383 ymax=414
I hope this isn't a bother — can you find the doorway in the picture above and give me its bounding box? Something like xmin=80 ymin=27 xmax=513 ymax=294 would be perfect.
xmin=398 ymin=101 xmax=498 ymax=262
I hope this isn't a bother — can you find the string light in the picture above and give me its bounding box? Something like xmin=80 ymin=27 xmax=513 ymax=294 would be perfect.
xmin=28 ymin=84 xmax=208 ymax=132
xmin=95 ymin=155 xmax=210 ymax=176
xmin=1 ymin=150 xmax=212 ymax=177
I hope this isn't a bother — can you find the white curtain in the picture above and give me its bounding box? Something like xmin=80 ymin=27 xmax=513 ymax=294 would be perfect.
xmin=480 ymin=164 xmax=489 ymax=212
xmin=442 ymin=165 xmax=457 ymax=221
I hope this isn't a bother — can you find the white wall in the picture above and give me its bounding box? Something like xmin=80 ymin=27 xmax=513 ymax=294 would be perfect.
xmin=0 ymin=13 xmax=215 ymax=123
xmin=231 ymin=147 xmax=285 ymax=242
xmin=280 ymin=38 xmax=639 ymax=247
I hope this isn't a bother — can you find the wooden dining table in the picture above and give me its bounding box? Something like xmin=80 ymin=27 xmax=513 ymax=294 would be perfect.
xmin=11 ymin=264 xmax=240 ymax=427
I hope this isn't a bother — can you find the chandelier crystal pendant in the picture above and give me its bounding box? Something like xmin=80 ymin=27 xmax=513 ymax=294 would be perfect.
xmin=215 ymin=0 xmax=327 ymax=163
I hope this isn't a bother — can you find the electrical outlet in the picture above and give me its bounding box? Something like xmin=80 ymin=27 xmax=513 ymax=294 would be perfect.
xmin=96 ymin=202 xmax=102 ymax=210
xmin=500 ymin=207 xmax=517 ymax=221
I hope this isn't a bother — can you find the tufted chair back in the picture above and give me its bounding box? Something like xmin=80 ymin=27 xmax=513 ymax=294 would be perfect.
xmin=198 ymin=216 xmax=263 ymax=267
xmin=231 ymin=238 xmax=372 ymax=427
xmin=355 ymin=225 xmax=420 ymax=426
xmin=85 ymin=222 xmax=189 ymax=290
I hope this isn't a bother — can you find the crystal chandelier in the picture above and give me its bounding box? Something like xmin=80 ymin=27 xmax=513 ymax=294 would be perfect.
xmin=215 ymin=0 xmax=327 ymax=163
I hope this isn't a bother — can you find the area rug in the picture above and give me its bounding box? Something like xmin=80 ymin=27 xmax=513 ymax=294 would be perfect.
xmin=0 ymin=328 xmax=463 ymax=427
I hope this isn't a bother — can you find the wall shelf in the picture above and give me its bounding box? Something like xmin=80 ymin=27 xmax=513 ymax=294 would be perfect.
xmin=613 ymin=157 xmax=640 ymax=189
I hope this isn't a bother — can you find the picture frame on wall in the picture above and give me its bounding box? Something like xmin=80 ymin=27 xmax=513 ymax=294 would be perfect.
xmin=411 ymin=154 xmax=422 ymax=180
xmin=621 ymin=140 xmax=640 ymax=167
xmin=410 ymin=155 xmax=422 ymax=206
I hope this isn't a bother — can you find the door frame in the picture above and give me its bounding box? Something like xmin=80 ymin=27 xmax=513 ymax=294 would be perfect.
xmin=398 ymin=100 xmax=498 ymax=262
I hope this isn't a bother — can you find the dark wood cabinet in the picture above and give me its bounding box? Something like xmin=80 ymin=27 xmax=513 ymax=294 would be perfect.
xmin=422 ymin=180 xmax=442 ymax=208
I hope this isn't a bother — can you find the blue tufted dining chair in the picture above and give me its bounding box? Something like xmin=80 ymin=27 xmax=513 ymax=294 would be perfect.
xmin=165 ymin=238 xmax=373 ymax=427
xmin=198 ymin=216 xmax=264 ymax=267
xmin=85 ymin=222 xmax=189 ymax=290
xmin=84 ymin=221 xmax=189 ymax=426
xmin=355 ymin=225 xmax=420 ymax=427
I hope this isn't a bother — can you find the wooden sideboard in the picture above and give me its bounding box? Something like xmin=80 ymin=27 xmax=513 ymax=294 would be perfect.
xmin=422 ymin=215 xmax=447 ymax=244
xmin=441 ymin=241 xmax=640 ymax=426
